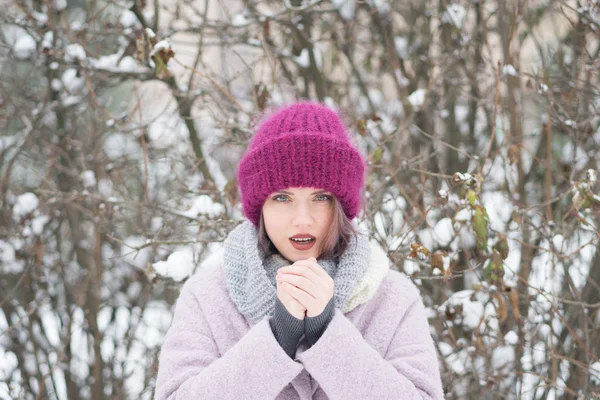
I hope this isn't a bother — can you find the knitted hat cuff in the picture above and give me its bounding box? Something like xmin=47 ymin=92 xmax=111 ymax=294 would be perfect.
xmin=238 ymin=132 xmax=365 ymax=225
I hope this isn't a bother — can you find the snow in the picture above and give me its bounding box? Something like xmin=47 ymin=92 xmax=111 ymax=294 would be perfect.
xmin=417 ymin=228 xmax=434 ymax=253
xmin=51 ymin=78 xmax=62 ymax=91
xmin=51 ymin=368 xmax=67 ymax=400
xmin=69 ymin=307 xmax=90 ymax=382
xmin=39 ymin=304 xmax=60 ymax=347
xmin=119 ymin=10 xmax=140 ymax=28
xmin=408 ymin=89 xmax=426 ymax=108
xmin=366 ymin=119 xmax=383 ymax=140
xmin=0 ymin=348 xmax=18 ymax=381
xmin=64 ymin=43 xmax=86 ymax=62
xmin=13 ymin=192 xmax=39 ymax=218
xmin=142 ymin=28 xmax=155 ymax=40
xmin=403 ymin=259 xmax=421 ymax=275
xmin=382 ymin=192 xmax=406 ymax=213
xmin=453 ymin=172 xmax=474 ymax=183
xmin=118 ymin=56 xmax=138 ymax=72
xmin=0 ymin=241 xmax=25 ymax=273
xmin=442 ymin=4 xmax=467 ymax=28
xmin=0 ymin=135 xmax=20 ymax=152
xmin=552 ymin=234 xmax=564 ymax=251
xmin=587 ymin=169 xmax=597 ymax=184
xmin=294 ymin=46 xmax=323 ymax=68
xmin=454 ymin=208 xmax=472 ymax=222
xmin=153 ymin=247 xmax=197 ymax=281
xmin=200 ymin=243 xmax=224 ymax=269
xmin=121 ymin=236 xmax=153 ymax=268
xmin=97 ymin=299 xmax=172 ymax=398
xmin=30 ymin=215 xmax=49 ymax=235
xmin=433 ymin=217 xmax=455 ymax=247
xmin=295 ymin=48 xmax=310 ymax=68
xmin=151 ymin=217 xmax=163 ymax=233
xmin=147 ymin=114 xmax=188 ymax=150
xmin=90 ymin=54 xmax=138 ymax=72
xmin=54 ymin=0 xmax=67 ymax=11
xmin=61 ymin=69 xmax=85 ymax=94
xmin=439 ymin=290 xmax=486 ymax=330
xmin=200 ymin=142 xmax=229 ymax=192
xmin=441 ymin=254 xmax=452 ymax=272
xmin=180 ymin=195 xmax=225 ymax=219
xmin=481 ymin=191 xmax=513 ymax=232
xmin=247 ymin=38 xmax=262 ymax=47
xmin=80 ymin=170 xmax=96 ymax=188
xmin=560 ymin=141 xmax=589 ymax=171
xmin=371 ymin=0 xmax=391 ymax=14
xmin=492 ymin=345 xmax=515 ymax=370
xmin=457 ymin=226 xmax=476 ymax=249
xmin=150 ymin=39 xmax=172 ymax=58
xmin=591 ymin=361 xmax=600 ymax=385
xmin=232 ymin=14 xmax=250 ymax=27
xmin=394 ymin=36 xmax=408 ymax=59
xmin=332 ymin=0 xmax=355 ymax=20
xmin=374 ymin=211 xmax=387 ymax=238
xmin=12 ymin=34 xmax=36 ymax=60
xmin=103 ymin=133 xmax=141 ymax=160
xmin=501 ymin=64 xmax=518 ymax=77
xmin=439 ymin=342 xmax=471 ymax=376
xmin=504 ymin=330 xmax=518 ymax=345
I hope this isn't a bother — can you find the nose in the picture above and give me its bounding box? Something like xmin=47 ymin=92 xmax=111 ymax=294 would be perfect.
xmin=292 ymin=202 xmax=314 ymax=227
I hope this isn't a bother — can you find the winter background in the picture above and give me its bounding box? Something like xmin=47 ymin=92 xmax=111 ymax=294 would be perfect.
xmin=1 ymin=0 xmax=599 ymax=399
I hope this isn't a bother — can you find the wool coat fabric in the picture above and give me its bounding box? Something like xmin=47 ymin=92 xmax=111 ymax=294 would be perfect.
xmin=155 ymin=243 xmax=445 ymax=400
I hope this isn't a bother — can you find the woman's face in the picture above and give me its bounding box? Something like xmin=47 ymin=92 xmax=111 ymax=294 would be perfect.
xmin=262 ymin=187 xmax=335 ymax=262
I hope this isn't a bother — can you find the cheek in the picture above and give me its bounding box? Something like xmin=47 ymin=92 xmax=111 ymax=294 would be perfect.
xmin=262 ymin=207 xmax=284 ymax=234
xmin=317 ymin=208 xmax=335 ymax=230
xmin=320 ymin=205 xmax=335 ymax=220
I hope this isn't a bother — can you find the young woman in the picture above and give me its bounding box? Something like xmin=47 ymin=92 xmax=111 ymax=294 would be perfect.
xmin=154 ymin=102 xmax=445 ymax=399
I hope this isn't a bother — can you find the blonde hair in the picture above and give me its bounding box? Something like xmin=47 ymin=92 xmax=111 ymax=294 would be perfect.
xmin=258 ymin=195 xmax=357 ymax=260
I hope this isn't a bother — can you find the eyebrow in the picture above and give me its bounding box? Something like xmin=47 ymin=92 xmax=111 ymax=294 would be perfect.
xmin=275 ymin=190 xmax=331 ymax=195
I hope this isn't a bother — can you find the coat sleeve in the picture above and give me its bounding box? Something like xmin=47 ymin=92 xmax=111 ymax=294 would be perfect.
xmin=154 ymin=278 xmax=304 ymax=400
xmin=297 ymin=293 xmax=444 ymax=400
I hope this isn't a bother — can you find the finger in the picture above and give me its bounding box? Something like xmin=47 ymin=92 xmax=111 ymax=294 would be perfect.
xmin=278 ymin=265 xmax=320 ymax=282
xmin=282 ymin=282 xmax=316 ymax=309
xmin=301 ymin=257 xmax=330 ymax=278
xmin=294 ymin=257 xmax=319 ymax=269
xmin=281 ymin=257 xmax=323 ymax=275
xmin=277 ymin=274 xmax=318 ymax=297
xmin=282 ymin=260 xmax=331 ymax=285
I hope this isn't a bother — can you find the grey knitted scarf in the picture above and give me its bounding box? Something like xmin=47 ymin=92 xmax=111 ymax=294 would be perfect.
xmin=223 ymin=221 xmax=371 ymax=325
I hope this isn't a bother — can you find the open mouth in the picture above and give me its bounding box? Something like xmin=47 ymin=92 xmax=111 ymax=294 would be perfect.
xmin=290 ymin=237 xmax=315 ymax=243
xmin=289 ymin=235 xmax=316 ymax=251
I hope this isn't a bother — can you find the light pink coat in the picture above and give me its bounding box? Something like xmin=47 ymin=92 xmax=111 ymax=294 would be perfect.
xmin=155 ymin=257 xmax=445 ymax=399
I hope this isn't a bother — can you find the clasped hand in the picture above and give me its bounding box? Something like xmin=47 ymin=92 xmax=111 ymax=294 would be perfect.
xmin=276 ymin=257 xmax=334 ymax=318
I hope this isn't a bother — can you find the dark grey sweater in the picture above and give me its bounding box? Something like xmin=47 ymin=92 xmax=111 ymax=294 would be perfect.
xmin=269 ymin=297 xmax=335 ymax=359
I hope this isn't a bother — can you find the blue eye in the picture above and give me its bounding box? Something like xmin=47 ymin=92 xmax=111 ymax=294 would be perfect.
xmin=273 ymin=194 xmax=289 ymax=202
xmin=315 ymin=195 xmax=332 ymax=202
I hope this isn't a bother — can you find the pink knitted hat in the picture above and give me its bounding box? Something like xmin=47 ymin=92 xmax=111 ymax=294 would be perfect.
xmin=237 ymin=102 xmax=365 ymax=226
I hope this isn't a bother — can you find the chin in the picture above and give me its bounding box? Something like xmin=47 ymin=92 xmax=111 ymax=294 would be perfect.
xmin=288 ymin=249 xmax=319 ymax=262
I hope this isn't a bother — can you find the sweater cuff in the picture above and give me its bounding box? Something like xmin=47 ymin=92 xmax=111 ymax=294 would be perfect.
xmin=305 ymin=297 xmax=335 ymax=346
xmin=269 ymin=297 xmax=305 ymax=359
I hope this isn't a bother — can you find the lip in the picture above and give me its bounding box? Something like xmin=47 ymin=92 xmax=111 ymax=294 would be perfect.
xmin=289 ymin=238 xmax=316 ymax=251
xmin=290 ymin=233 xmax=316 ymax=239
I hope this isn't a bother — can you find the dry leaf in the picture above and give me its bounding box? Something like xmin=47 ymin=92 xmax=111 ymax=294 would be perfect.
xmin=508 ymin=287 xmax=521 ymax=320
xmin=492 ymin=292 xmax=508 ymax=323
